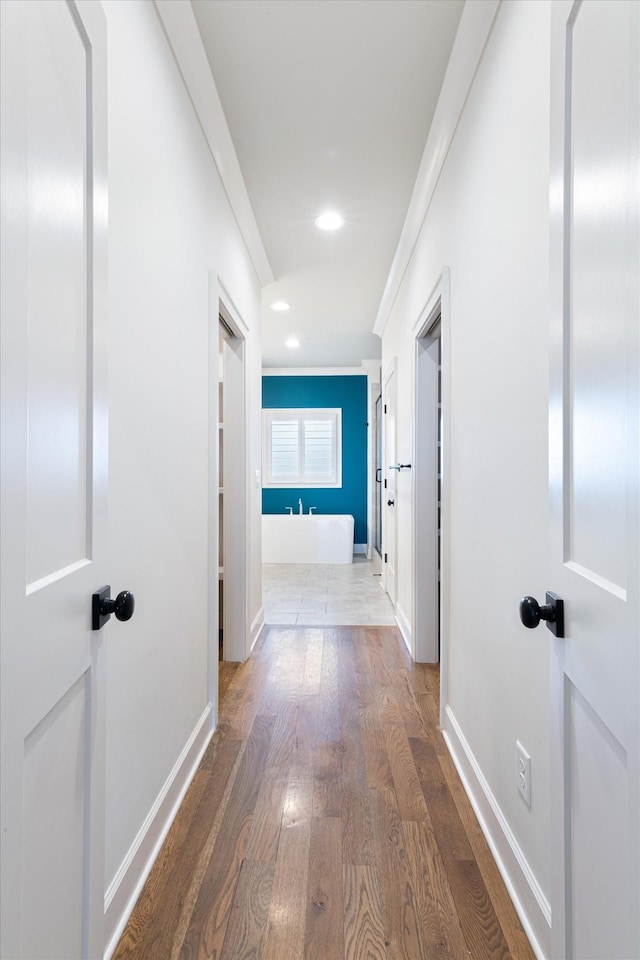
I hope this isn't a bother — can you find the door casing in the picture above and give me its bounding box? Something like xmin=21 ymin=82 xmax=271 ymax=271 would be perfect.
xmin=213 ymin=280 xmax=249 ymax=672
xmin=413 ymin=271 xmax=451 ymax=731
xmin=413 ymin=270 xmax=450 ymax=669
xmin=382 ymin=359 xmax=398 ymax=607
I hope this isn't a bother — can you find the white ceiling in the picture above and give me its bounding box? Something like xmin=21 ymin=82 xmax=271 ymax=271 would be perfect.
xmin=190 ymin=0 xmax=464 ymax=368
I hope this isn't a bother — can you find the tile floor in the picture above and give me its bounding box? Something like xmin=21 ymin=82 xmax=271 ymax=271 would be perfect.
xmin=262 ymin=554 xmax=397 ymax=625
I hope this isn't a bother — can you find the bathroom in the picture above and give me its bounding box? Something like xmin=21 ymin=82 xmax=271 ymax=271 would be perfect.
xmin=261 ymin=372 xmax=369 ymax=552
xmin=261 ymin=370 xmax=394 ymax=625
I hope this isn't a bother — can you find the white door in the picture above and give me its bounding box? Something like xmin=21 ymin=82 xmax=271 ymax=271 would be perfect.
xmin=383 ymin=363 xmax=398 ymax=605
xmin=549 ymin=2 xmax=639 ymax=957
xmin=0 ymin=2 xmax=108 ymax=957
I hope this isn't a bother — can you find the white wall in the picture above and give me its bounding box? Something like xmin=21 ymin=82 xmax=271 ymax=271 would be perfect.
xmin=103 ymin=0 xmax=262 ymax=937
xmin=382 ymin=1 xmax=551 ymax=953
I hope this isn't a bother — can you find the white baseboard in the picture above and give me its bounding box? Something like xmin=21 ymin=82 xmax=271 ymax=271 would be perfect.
xmin=442 ymin=705 xmax=551 ymax=960
xmin=353 ymin=543 xmax=367 ymax=555
xmin=395 ymin=601 xmax=412 ymax=655
xmin=250 ymin=606 xmax=265 ymax=653
xmin=103 ymin=705 xmax=213 ymax=959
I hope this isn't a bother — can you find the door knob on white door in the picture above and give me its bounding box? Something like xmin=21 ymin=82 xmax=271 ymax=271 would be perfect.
xmin=519 ymin=592 xmax=564 ymax=637
xmin=92 ymin=585 xmax=135 ymax=630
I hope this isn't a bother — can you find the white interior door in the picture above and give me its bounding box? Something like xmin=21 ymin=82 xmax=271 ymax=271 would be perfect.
xmin=0 ymin=2 xmax=108 ymax=957
xmin=549 ymin=2 xmax=639 ymax=957
xmin=383 ymin=363 xmax=398 ymax=605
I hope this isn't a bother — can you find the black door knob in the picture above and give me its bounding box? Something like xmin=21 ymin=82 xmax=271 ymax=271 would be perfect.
xmin=519 ymin=592 xmax=564 ymax=637
xmin=92 ymin=585 xmax=135 ymax=630
xmin=102 ymin=590 xmax=135 ymax=621
xmin=387 ymin=499 xmax=395 ymax=506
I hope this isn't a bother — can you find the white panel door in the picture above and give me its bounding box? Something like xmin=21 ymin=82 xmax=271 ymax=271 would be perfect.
xmin=0 ymin=2 xmax=108 ymax=957
xmin=549 ymin=2 xmax=639 ymax=957
xmin=383 ymin=363 xmax=398 ymax=605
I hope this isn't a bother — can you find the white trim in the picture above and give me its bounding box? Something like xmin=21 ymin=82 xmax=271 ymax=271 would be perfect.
xmin=262 ymin=367 xmax=367 ymax=377
xmin=412 ymin=276 xmax=444 ymax=665
xmin=353 ymin=543 xmax=367 ymax=555
xmin=207 ymin=273 xmax=220 ymax=728
xmin=152 ymin=0 xmax=272 ymax=286
xmin=218 ymin=278 xmax=249 ymax=337
xmin=250 ymin=607 xmax=265 ymax=652
xmin=411 ymin=271 xmax=448 ymax=338
xmin=103 ymin=706 xmax=213 ymax=960
xmin=437 ymin=271 xmax=452 ymax=727
xmin=381 ymin=358 xmax=398 ymax=605
xmin=395 ymin=602 xmax=412 ymax=655
xmin=442 ymin=705 xmax=551 ymax=960
xmin=219 ymin=300 xmax=248 ymax=664
xmin=366 ymin=366 xmax=381 ymax=563
xmin=373 ymin=0 xmax=500 ymax=337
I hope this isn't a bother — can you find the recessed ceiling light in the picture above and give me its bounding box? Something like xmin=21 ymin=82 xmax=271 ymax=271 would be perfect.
xmin=315 ymin=211 xmax=344 ymax=231
xmin=285 ymin=337 xmax=300 ymax=349
xmin=270 ymin=300 xmax=291 ymax=311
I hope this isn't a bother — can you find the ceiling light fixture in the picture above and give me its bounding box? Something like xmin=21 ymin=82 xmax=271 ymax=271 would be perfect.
xmin=285 ymin=337 xmax=300 ymax=349
xmin=270 ymin=300 xmax=291 ymax=311
xmin=315 ymin=211 xmax=344 ymax=231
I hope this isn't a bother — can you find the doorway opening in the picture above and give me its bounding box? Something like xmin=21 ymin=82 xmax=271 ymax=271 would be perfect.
xmin=217 ymin=316 xmax=232 ymax=660
xmin=213 ymin=289 xmax=248 ymax=684
xmin=413 ymin=269 xmax=450 ymax=684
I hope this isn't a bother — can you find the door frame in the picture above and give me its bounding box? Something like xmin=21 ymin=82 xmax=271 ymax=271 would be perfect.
xmin=412 ymin=270 xmax=451 ymax=711
xmin=382 ymin=358 xmax=398 ymax=606
xmin=208 ymin=275 xmax=248 ymax=723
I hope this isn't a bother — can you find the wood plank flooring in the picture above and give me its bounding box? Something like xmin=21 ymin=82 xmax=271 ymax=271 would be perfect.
xmin=113 ymin=626 xmax=536 ymax=960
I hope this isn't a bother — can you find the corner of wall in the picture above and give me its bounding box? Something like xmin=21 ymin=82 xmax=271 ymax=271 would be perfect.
xmin=250 ymin=607 xmax=265 ymax=652
xmin=395 ymin=601 xmax=412 ymax=655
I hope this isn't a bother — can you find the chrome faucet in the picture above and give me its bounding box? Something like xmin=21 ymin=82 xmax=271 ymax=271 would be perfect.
xmin=309 ymin=506 xmax=317 ymax=514
xmin=298 ymin=498 xmax=303 ymax=515
xmin=285 ymin=506 xmax=293 ymax=514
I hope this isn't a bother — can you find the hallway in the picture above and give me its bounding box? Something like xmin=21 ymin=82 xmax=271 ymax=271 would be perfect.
xmin=2 ymin=2 xmax=639 ymax=955
xmin=113 ymin=625 xmax=535 ymax=960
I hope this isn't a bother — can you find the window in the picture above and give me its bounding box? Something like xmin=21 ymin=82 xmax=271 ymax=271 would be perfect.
xmin=262 ymin=408 xmax=342 ymax=488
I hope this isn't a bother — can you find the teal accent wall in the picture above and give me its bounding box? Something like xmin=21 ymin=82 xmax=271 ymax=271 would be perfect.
xmin=262 ymin=375 xmax=368 ymax=543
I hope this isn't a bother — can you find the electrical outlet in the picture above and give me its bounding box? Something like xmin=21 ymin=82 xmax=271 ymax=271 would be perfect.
xmin=516 ymin=741 xmax=531 ymax=807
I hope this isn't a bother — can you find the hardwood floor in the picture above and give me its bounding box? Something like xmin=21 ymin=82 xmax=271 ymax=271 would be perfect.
xmin=113 ymin=626 xmax=536 ymax=960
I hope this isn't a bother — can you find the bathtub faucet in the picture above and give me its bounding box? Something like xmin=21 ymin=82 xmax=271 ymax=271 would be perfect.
xmin=309 ymin=506 xmax=317 ymax=514
xmin=285 ymin=506 xmax=293 ymax=514
xmin=298 ymin=498 xmax=303 ymax=515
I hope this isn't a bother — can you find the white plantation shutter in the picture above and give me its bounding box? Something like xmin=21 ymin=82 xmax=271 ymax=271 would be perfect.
xmin=263 ymin=409 xmax=342 ymax=487
xmin=270 ymin=418 xmax=299 ymax=480
xmin=304 ymin=417 xmax=334 ymax=480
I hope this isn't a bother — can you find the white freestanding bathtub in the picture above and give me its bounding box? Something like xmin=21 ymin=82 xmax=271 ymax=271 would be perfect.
xmin=262 ymin=514 xmax=354 ymax=564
